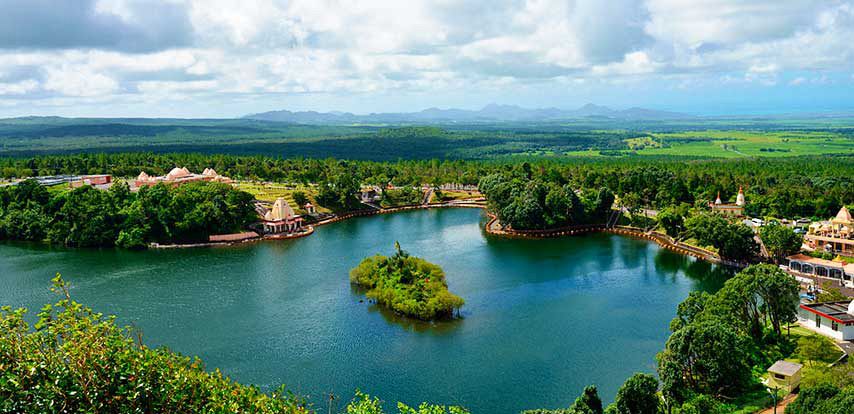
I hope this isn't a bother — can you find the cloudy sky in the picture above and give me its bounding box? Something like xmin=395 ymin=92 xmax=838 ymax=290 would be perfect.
xmin=1 ymin=0 xmax=853 ymax=118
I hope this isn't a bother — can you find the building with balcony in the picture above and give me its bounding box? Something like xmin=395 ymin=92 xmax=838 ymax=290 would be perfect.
xmin=786 ymin=253 xmax=854 ymax=289
xmin=805 ymin=206 xmax=854 ymax=256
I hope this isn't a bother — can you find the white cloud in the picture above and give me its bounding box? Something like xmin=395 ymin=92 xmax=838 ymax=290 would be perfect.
xmin=1 ymin=0 xmax=854 ymax=115
xmin=0 ymin=79 xmax=38 ymax=95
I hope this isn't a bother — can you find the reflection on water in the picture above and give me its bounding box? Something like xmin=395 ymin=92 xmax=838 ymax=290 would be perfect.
xmin=0 ymin=208 xmax=731 ymax=414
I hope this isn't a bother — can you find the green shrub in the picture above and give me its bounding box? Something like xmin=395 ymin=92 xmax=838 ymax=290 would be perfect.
xmin=0 ymin=275 xmax=308 ymax=414
xmin=351 ymin=243 xmax=464 ymax=320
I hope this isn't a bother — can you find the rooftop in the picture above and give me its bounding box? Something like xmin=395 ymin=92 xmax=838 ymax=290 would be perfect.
xmin=787 ymin=254 xmax=847 ymax=269
xmin=800 ymin=300 xmax=854 ymax=323
xmin=767 ymin=360 xmax=802 ymax=376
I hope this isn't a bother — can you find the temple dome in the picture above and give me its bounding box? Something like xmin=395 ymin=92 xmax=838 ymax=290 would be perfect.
xmin=736 ymin=187 xmax=745 ymax=206
xmin=166 ymin=167 xmax=190 ymax=180
xmin=137 ymin=171 xmax=150 ymax=181
xmin=267 ymin=198 xmax=296 ymax=221
xmin=833 ymin=206 xmax=852 ymax=223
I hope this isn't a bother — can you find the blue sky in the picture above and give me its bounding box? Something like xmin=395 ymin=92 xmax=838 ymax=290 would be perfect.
xmin=0 ymin=0 xmax=853 ymax=118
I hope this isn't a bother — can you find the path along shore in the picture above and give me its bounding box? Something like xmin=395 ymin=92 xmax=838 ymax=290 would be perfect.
xmin=159 ymin=199 xmax=737 ymax=269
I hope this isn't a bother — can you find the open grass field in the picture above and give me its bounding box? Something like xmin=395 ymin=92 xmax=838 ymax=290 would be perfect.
xmin=232 ymin=181 xmax=331 ymax=214
xmin=639 ymin=130 xmax=854 ymax=158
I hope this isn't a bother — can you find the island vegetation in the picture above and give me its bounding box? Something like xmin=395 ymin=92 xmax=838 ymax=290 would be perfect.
xmin=350 ymin=243 xmax=464 ymax=320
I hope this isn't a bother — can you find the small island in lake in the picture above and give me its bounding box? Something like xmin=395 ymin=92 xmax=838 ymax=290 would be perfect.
xmin=350 ymin=242 xmax=465 ymax=320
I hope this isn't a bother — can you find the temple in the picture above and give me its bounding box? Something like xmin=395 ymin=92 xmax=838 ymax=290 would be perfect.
xmin=805 ymin=206 xmax=854 ymax=256
xmin=261 ymin=197 xmax=303 ymax=234
xmin=708 ymin=187 xmax=745 ymax=216
xmin=134 ymin=167 xmax=232 ymax=188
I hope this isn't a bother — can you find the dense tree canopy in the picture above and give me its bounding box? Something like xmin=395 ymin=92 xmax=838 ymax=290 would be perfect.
xmin=760 ymin=222 xmax=804 ymax=263
xmin=607 ymin=373 xmax=660 ymax=414
xmin=0 ymin=179 xmax=256 ymax=248
xmin=684 ymin=213 xmax=758 ymax=261
xmin=479 ymin=167 xmax=613 ymax=230
xmin=1 ymin=153 xmax=849 ymax=219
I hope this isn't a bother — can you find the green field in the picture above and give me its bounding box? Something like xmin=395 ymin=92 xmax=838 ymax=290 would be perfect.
xmin=232 ymin=182 xmax=330 ymax=214
xmin=1 ymin=116 xmax=853 ymax=160
xmin=639 ymin=130 xmax=854 ymax=158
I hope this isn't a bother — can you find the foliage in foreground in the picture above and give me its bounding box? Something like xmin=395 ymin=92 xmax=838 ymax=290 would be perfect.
xmin=350 ymin=243 xmax=464 ymax=320
xmin=346 ymin=390 xmax=468 ymax=414
xmin=0 ymin=275 xmax=308 ymax=413
xmin=785 ymin=383 xmax=854 ymax=414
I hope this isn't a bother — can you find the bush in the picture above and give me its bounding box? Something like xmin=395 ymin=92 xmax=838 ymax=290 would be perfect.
xmin=0 ymin=275 xmax=308 ymax=413
xmin=350 ymin=243 xmax=464 ymax=320
xmin=785 ymin=384 xmax=847 ymax=414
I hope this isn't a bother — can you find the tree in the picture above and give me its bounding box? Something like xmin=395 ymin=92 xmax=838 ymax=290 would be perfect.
xmin=684 ymin=213 xmax=758 ymax=261
xmin=345 ymin=390 xmax=469 ymax=414
xmin=816 ymin=287 xmax=848 ymax=302
xmin=610 ymin=373 xmax=660 ymax=414
xmin=702 ymin=264 xmax=799 ymax=340
xmin=657 ymin=320 xmax=751 ymax=401
xmin=292 ymin=191 xmax=309 ymax=207
xmin=656 ymin=207 xmax=684 ymax=238
xmin=677 ymin=395 xmax=730 ymax=414
xmin=669 ymin=291 xmax=710 ymax=332
xmin=760 ymin=222 xmax=803 ymax=263
xmin=796 ymin=335 xmax=841 ymax=366
xmin=570 ymin=385 xmax=603 ymax=414
xmin=784 ymin=384 xmax=840 ymax=414
xmin=522 ymin=385 xmax=603 ymax=414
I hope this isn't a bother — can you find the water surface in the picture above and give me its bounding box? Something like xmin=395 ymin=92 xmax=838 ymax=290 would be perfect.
xmin=0 ymin=208 xmax=730 ymax=413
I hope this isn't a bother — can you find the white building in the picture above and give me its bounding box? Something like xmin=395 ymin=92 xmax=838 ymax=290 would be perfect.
xmin=261 ymin=197 xmax=303 ymax=234
xmin=797 ymin=300 xmax=854 ymax=341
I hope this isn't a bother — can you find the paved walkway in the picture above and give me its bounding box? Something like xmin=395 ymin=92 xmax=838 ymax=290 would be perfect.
xmin=757 ymin=393 xmax=796 ymax=414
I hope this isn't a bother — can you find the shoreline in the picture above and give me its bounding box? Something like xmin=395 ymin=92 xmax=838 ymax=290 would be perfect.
xmin=172 ymin=201 xmax=738 ymax=269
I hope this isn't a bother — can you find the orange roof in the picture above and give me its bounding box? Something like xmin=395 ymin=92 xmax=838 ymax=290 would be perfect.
xmin=787 ymin=254 xmax=845 ymax=268
xmin=209 ymin=232 xmax=258 ymax=242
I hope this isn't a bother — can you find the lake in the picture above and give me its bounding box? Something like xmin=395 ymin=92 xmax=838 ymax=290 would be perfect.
xmin=0 ymin=208 xmax=731 ymax=413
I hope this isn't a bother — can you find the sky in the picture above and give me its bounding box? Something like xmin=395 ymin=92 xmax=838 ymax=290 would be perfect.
xmin=0 ymin=0 xmax=853 ymax=118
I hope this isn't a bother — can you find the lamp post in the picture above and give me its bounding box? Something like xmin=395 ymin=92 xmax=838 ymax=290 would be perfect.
xmin=765 ymin=382 xmax=780 ymax=414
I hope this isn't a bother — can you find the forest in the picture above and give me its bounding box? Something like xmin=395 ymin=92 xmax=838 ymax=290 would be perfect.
xmin=0 ymin=153 xmax=851 ymax=220
xmin=0 ymin=179 xmax=256 ymax=248
xmin=1 ymin=117 xmax=851 ymax=160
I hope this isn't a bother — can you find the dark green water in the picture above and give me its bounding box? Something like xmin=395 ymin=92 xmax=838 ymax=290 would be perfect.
xmin=0 ymin=208 xmax=731 ymax=413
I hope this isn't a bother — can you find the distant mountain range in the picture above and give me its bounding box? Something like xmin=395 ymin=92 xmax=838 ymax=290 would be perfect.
xmin=243 ymin=103 xmax=696 ymax=124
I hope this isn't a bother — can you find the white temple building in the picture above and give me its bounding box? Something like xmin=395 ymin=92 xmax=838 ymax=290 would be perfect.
xmin=262 ymin=197 xmax=303 ymax=234
xmin=135 ymin=167 xmax=232 ymax=188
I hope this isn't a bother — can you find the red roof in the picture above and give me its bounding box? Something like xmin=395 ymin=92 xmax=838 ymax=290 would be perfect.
xmin=209 ymin=232 xmax=259 ymax=242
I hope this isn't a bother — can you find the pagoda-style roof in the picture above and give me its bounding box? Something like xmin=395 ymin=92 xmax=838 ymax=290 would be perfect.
xmin=833 ymin=206 xmax=852 ymax=224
